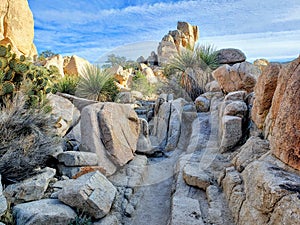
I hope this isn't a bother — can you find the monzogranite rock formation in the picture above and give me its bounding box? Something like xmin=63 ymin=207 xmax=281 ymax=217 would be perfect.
xmin=0 ymin=0 xmax=37 ymax=57
xmin=63 ymin=55 xmax=91 ymax=76
xmin=157 ymin=21 xmax=199 ymax=65
xmin=251 ymin=56 xmax=300 ymax=170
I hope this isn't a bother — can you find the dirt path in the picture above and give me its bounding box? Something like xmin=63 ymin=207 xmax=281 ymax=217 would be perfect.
xmin=126 ymin=149 xmax=183 ymax=225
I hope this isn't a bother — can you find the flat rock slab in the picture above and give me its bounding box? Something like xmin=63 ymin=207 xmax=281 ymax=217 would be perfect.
xmin=13 ymin=199 xmax=76 ymax=225
xmin=57 ymin=151 xmax=98 ymax=166
xmin=170 ymin=196 xmax=204 ymax=225
xmin=183 ymin=163 xmax=212 ymax=190
xmin=4 ymin=167 xmax=56 ymax=204
xmin=58 ymin=171 xmax=116 ymax=219
xmin=58 ymin=165 xmax=106 ymax=179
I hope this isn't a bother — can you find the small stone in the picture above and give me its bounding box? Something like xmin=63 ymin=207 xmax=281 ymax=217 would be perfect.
xmin=224 ymin=91 xmax=247 ymax=102
xmin=195 ymin=96 xmax=210 ymax=112
xmin=183 ymin=164 xmax=212 ymax=190
xmin=125 ymin=203 xmax=135 ymax=217
xmin=224 ymin=101 xmax=248 ymax=118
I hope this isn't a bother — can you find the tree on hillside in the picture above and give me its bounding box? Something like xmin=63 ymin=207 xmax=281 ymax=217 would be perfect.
xmin=38 ymin=50 xmax=56 ymax=61
xmin=103 ymin=54 xmax=138 ymax=69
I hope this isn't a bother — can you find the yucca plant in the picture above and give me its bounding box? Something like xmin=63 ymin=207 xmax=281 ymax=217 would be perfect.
xmin=168 ymin=49 xmax=201 ymax=100
xmin=195 ymin=44 xmax=219 ymax=70
xmin=167 ymin=44 xmax=219 ymax=100
xmin=75 ymin=65 xmax=119 ymax=102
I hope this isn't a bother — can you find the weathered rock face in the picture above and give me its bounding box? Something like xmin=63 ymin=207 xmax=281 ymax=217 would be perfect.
xmin=150 ymin=95 xmax=189 ymax=151
xmin=142 ymin=66 xmax=158 ymax=84
xmin=110 ymin=65 xmax=133 ymax=89
xmin=4 ymin=167 xmax=56 ymax=204
xmin=269 ymin=57 xmax=300 ymax=170
xmin=251 ymin=57 xmax=300 ymax=170
xmin=47 ymin=94 xmax=80 ymax=137
xmin=157 ymin=21 xmax=199 ymax=65
xmin=241 ymin=156 xmax=300 ymax=224
xmin=44 ymin=54 xmax=65 ymax=76
xmin=253 ymin=58 xmax=270 ymax=71
xmin=205 ymin=80 xmax=221 ymax=92
xmin=80 ymin=103 xmax=140 ymax=176
xmin=99 ymin=103 xmax=140 ymax=165
xmin=13 ymin=199 xmax=76 ymax=225
xmin=63 ymin=55 xmax=91 ymax=76
xmin=251 ymin=63 xmax=281 ymax=129
xmin=136 ymin=118 xmax=152 ymax=154
xmin=213 ymin=61 xmax=261 ymax=93
xmin=232 ymin=137 xmax=270 ymax=172
xmin=58 ymin=171 xmax=117 ymax=219
xmin=0 ymin=0 xmax=37 ymax=58
xmin=146 ymin=51 xmax=158 ymax=65
xmin=216 ymin=48 xmax=246 ymax=64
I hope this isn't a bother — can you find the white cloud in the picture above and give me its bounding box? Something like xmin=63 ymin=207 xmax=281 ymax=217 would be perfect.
xmin=273 ymin=6 xmax=300 ymax=23
xmin=201 ymin=30 xmax=300 ymax=61
xmin=28 ymin=0 xmax=300 ymax=62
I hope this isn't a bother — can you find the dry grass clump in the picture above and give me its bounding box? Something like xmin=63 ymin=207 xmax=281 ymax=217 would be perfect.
xmin=0 ymin=94 xmax=60 ymax=184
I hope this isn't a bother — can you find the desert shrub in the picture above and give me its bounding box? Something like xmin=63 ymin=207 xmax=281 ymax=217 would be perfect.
xmin=54 ymin=74 xmax=79 ymax=95
xmin=37 ymin=50 xmax=56 ymax=61
xmin=0 ymin=94 xmax=60 ymax=184
xmin=0 ymin=202 xmax=14 ymax=225
xmin=102 ymin=54 xmax=138 ymax=69
xmin=132 ymin=70 xmax=157 ymax=97
xmin=68 ymin=212 xmax=92 ymax=225
xmin=75 ymin=64 xmax=119 ymax=102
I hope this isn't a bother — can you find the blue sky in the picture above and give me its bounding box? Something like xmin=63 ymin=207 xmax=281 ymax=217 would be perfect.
xmin=28 ymin=0 xmax=300 ymax=63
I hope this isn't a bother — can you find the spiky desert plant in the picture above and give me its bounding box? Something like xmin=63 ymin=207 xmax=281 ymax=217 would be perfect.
xmin=168 ymin=49 xmax=202 ymax=100
xmin=75 ymin=64 xmax=119 ymax=102
xmin=167 ymin=44 xmax=219 ymax=100
xmin=54 ymin=74 xmax=79 ymax=95
xmin=0 ymin=94 xmax=60 ymax=184
xmin=195 ymin=44 xmax=219 ymax=71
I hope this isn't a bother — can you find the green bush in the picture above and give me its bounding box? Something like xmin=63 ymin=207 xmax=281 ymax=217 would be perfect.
xmin=68 ymin=212 xmax=92 ymax=225
xmin=0 ymin=94 xmax=60 ymax=184
xmin=75 ymin=64 xmax=119 ymax=102
xmin=54 ymin=75 xmax=79 ymax=95
xmin=102 ymin=54 xmax=138 ymax=70
xmin=132 ymin=70 xmax=158 ymax=97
